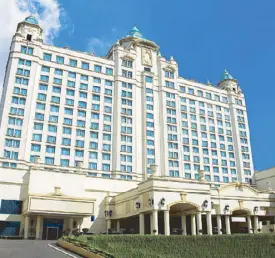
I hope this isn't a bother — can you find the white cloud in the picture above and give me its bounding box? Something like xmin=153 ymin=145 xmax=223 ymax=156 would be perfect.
xmin=0 ymin=0 xmax=63 ymax=94
xmin=87 ymin=27 xmax=119 ymax=57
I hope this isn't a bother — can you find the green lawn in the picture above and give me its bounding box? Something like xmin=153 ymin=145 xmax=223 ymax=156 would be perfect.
xmin=62 ymin=234 xmax=275 ymax=258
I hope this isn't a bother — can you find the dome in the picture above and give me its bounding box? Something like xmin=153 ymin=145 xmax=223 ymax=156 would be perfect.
xmin=221 ymin=69 xmax=234 ymax=80
xmin=24 ymin=15 xmax=39 ymax=25
xmin=126 ymin=26 xmax=144 ymax=39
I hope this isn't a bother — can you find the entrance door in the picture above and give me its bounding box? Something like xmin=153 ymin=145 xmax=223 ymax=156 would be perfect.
xmin=46 ymin=226 xmax=59 ymax=240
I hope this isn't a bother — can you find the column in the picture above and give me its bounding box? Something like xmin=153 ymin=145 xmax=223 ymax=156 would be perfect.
xmin=247 ymin=216 xmax=252 ymax=234
xmin=139 ymin=213 xmax=145 ymax=235
xmin=68 ymin=217 xmax=74 ymax=234
xmin=225 ymin=215 xmax=231 ymax=235
xmin=196 ymin=212 xmax=202 ymax=235
xmin=79 ymin=218 xmax=83 ymax=232
xmin=35 ymin=216 xmax=42 ymax=239
xmin=24 ymin=216 xmax=29 ymax=239
xmin=217 ymin=215 xmax=222 ymax=235
xmin=152 ymin=210 xmax=158 ymax=235
xmin=191 ymin=214 xmax=196 ymax=236
xmin=206 ymin=212 xmax=212 ymax=235
xmin=149 ymin=213 xmax=153 ymax=234
xmin=164 ymin=210 xmax=170 ymax=236
xmin=181 ymin=214 xmax=187 ymax=235
xmin=107 ymin=219 xmax=111 ymax=232
xmin=116 ymin=220 xmax=120 ymax=232
xmin=254 ymin=216 xmax=259 ymax=233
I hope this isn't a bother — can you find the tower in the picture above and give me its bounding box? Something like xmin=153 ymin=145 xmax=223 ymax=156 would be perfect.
xmin=16 ymin=15 xmax=43 ymax=42
xmin=217 ymin=69 xmax=241 ymax=94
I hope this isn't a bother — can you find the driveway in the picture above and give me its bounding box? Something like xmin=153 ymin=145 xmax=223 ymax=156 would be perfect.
xmin=0 ymin=240 xmax=79 ymax=258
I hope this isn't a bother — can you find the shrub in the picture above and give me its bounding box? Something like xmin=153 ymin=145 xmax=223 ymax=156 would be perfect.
xmin=62 ymin=234 xmax=275 ymax=258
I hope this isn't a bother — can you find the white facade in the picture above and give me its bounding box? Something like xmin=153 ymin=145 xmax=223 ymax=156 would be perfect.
xmin=0 ymin=16 xmax=268 ymax=239
xmin=0 ymin=17 xmax=254 ymax=184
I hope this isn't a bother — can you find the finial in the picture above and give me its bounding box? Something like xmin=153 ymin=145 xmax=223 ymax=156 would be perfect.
xmin=170 ymin=56 xmax=174 ymax=61
xmin=157 ymin=51 xmax=161 ymax=57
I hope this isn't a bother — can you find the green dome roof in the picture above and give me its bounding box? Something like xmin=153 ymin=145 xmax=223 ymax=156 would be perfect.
xmin=24 ymin=15 xmax=39 ymax=25
xmin=127 ymin=26 xmax=144 ymax=39
xmin=221 ymin=69 xmax=234 ymax=80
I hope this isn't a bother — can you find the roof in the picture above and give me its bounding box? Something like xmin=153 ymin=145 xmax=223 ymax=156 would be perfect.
xmin=221 ymin=69 xmax=234 ymax=80
xmin=24 ymin=15 xmax=39 ymax=25
xmin=126 ymin=26 xmax=145 ymax=39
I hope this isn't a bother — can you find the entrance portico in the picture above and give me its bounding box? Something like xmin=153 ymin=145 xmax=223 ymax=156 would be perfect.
xmin=108 ymin=177 xmax=275 ymax=236
xmin=22 ymin=192 xmax=95 ymax=239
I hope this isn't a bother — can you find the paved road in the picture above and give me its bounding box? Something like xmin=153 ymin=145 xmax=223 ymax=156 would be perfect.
xmin=0 ymin=240 xmax=78 ymax=258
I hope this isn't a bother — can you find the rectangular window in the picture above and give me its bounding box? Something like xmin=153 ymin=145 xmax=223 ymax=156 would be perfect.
xmin=21 ymin=45 xmax=33 ymax=55
xmin=106 ymin=68 xmax=113 ymax=75
xmin=94 ymin=65 xmax=102 ymax=73
xmin=56 ymin=56 xmax=64 ymax=64
xmin=82 ymin=62 xmax=89 ymax=70
xmin=43 ymin=53 xmax=52 ymax=61
xmin=69 ymin=59 xmax=77 ymax=67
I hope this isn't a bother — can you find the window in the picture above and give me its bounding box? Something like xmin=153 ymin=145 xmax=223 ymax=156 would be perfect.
xmin=40 ymin=75 xmax=49 ymax=82
xmin=69 ymin=59 xmax=77 ymax=67
xmin=56 ymin=56 xmax=64 ymax=64
xmin=106 ymin=68 xmax=113 ymax=75
xmin=55 ymin=69 xmax=63 ymax=76
xmin=41 ymin=66 xmax=50 ymax=73
xmin=122 ymin=70 xmax=132 ymax=78
xmin=53 ymin=78 xmax=62 ymax=85
xmin=145 ymin=76 xmax=153 ymax=83
xmin=80 ymin=74 xmax=88 ymax=81
xmin=43 ymin=53 xmax=52 ymax=61
xmin=82 ymin=62 xmax=89 ymax=70
xmin=122 ymin=59 xmax=133 ymax=68
xmin=45 ymin=157 xmax=54 ymax=165
xmin=0 ymin=200 xmax=22 ymax=214
xmin=21 ymin=45 xmax=33 ymax=55
xmin=94 ymin=65 xmax=102 ymax=73
xmin=165 ymin=70 xmax=174 ymax=79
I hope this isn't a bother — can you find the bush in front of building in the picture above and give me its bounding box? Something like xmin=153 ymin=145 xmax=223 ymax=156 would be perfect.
xmin=61 ymin=234 xmax=275 ymax=258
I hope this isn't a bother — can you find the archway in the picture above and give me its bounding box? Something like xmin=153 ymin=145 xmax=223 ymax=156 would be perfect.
xmin=168 ymin=201 xmax=199 ymax=235
xmin=230 ymin=209 xmax=251 ymax=234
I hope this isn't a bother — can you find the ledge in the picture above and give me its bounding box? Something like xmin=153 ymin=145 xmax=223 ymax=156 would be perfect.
xmin=57 ymin=239 xmax=104 ymax=258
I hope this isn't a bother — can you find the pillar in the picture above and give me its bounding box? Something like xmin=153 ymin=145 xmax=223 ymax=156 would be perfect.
xmin=217 ymin=215 xmax=222 ymax=235
xmin=181 ymin=214 xmax=187 ymax=235
xmin=191 ymin=214 xmax=196 ymax=235
xmin=107 ymin=219 xmax=111 ymax=232
xmin=152 ymin=210 xmax=158 ymax=235
xmin=139 ymin=213 xmax=145 ymax=235
xmin=164 ymin=210 xmax=170 ymax=236
xmin=68 ymin=217 xmax=74 ymax=234
xmin=117 ymin=220 xmax=120 ymax=232
xmin=225 ymin=215 xmax=231 ymax=235
xmin=79 ymin=218 xmax=83 ymax=232
xmin=206 ymin=212 xmax=212 ymax=235
xmin=196 ymin=212 xmax=202 ymax=235
xmin=247 ymin=216 xmax=252 ymax=234
xmin=24 ymin=216 xmax=29 ymax=239
xmin=35 ymin=216 xmax=42 ymax=240
xmin=254 ymin=216 xmax=259 ymax=233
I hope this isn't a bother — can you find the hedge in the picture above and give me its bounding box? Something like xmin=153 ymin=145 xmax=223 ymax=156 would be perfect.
xmin=62 ymin=234 xmax=275 ymax=258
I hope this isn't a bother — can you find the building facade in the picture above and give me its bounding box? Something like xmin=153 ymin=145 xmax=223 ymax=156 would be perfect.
xmin=0 ymin=16 xmax=273 ymax=239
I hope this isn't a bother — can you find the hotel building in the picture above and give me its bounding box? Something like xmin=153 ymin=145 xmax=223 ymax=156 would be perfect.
xmin=0 ymin=15 xmax=273 ymax=239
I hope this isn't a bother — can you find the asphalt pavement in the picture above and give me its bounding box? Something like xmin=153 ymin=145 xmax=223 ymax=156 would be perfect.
xmin=0 ymin=239 xmax=81 ymax=258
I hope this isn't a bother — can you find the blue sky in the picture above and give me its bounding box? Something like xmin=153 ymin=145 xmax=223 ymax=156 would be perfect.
xmin=56 ymin=0 xmax=275 ymax=170
xmin=3 ymin=0 xmax=274 ymax=170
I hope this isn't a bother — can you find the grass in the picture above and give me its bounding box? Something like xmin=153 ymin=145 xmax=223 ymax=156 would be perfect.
xmin=62 ymin=234 xmax=275 ymax=258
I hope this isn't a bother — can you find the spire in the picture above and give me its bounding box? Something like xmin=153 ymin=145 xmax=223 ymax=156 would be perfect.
xmin=221 ymin=69 xmax=234 ymax=81
xmin=24 ymin=14 xmax=39 ymax=25
xmin=127 ymin=26 xmax=144 ymax=39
